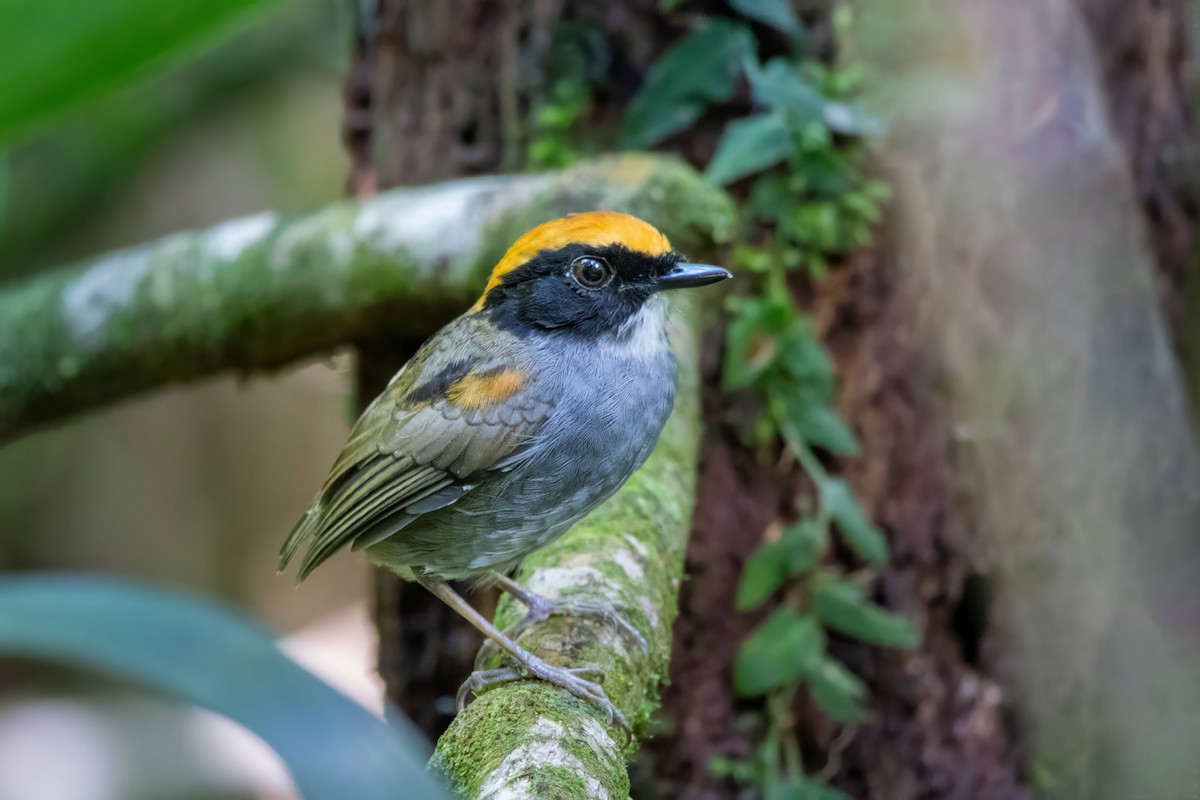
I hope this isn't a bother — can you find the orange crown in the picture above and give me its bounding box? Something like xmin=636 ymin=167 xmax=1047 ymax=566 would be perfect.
xmin=472 ymin=211 xmax=672 ymax=309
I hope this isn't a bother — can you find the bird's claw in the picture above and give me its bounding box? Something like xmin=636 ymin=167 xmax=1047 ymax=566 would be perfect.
xmin=474 ymin=593 xmax=648 ymax=670
xmin=547 ymin=597 xmax=648 ymax=653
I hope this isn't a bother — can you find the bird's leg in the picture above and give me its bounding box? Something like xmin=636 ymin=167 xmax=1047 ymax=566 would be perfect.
xmin=455 ymin=665 xmax=603 ymax=711
xmin=484 ymin=570 xmax=649 ymax=658
xmin=414 ymin=572 xmax=629 ymax=734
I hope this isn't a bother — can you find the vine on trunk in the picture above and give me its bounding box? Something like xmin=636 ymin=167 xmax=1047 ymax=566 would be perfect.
xmin=622 ymin=4 xmax=916 ymax=797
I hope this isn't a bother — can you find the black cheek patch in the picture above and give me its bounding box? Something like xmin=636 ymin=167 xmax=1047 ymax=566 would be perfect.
xmin=526 ymin=278 xmax=595 ymax=328
xmin=482 ymin=243 xmax=678 ymax=340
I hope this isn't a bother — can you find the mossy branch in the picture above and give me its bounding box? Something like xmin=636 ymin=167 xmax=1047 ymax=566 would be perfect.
xmin=0 ymin=155 xmax=733 ymax=444
xmin=430 ymin=303 xmax=702 ymax=800
xmin=1 ymin=155 xmax=731 ymax=793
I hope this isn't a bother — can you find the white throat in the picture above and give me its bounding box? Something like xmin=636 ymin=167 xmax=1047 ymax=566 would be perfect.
xmin=610 ymin=295 xmax=669 ymax=361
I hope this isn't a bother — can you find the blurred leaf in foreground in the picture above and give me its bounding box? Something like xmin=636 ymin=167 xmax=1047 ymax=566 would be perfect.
xmin=0 ymin=0 xmax=285 ymax=145
xmin=0 ymin=574 xmax=447 ymax=800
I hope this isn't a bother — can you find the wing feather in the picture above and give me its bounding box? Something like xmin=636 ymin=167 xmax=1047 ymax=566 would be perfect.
xmin=280 ymin=321 xmax=554 ymax=580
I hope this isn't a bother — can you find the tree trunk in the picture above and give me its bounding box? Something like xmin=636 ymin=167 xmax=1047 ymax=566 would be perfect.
xmin=1076 ymin=0 xmax=1195 ymax=337
xmin=803 ymin=2 xmax=1196 ymax=799
xmin=350 ymin=0 xmax=1197 ymax=794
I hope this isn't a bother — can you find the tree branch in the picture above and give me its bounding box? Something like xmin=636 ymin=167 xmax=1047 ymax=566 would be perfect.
xmin=430 ymin=305 xmax=703 ymax=800
xmin=0 ymin=155 xmax=732 ymax=443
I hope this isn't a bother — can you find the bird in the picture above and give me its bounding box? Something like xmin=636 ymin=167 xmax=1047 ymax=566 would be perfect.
xmin=280 ymin=210 xmax=729 ymax=730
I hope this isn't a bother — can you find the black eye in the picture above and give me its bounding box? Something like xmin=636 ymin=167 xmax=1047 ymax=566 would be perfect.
xmin=571 ymin=256 xmax=612 ymax=289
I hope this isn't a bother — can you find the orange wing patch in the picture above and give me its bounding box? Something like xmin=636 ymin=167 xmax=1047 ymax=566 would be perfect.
xmin=446 ymin=367 xmax=529 ymax=410
xmin=472 ymin=211 xmax=672 ymax=310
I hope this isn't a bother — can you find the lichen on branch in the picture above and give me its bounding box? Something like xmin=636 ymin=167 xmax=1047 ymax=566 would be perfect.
xmin=0 ymin=155 xmax=733 ymax=443
xmin=0 ymin=155 xmax=732 ymax=796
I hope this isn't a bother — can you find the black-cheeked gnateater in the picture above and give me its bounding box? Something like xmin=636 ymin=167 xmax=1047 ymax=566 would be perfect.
xmin=280 ymin=211 xmax=730 ymax=730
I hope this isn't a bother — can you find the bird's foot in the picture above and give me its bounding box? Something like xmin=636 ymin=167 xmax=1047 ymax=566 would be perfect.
xmin=521 ymin=594 xmax=648 ymax=651
xmin=457 ymin=661 xmax=629 ymax=737
xmin=476 ymin=580 xmax=647 ymax=670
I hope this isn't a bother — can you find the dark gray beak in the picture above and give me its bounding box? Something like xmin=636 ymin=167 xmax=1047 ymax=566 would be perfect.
xmin=655 ymin=263 xmax=732 ymax=291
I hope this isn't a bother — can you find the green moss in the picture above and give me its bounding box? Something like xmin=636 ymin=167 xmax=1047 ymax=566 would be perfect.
xmin=0 ymin=156 xmax=731 ymax=443
xmin=528 ymin=765 xmax=593 ymax=797
xmin=431 ymin=683 xmax=630 ymax=799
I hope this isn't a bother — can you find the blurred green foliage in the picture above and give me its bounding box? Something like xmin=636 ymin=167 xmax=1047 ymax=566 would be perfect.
xmin=528 ymin=74 xmax=592 ymax=170
xmin=0 ymin=0 xmax=287 ymax=147
xmin=0 ymin=4 xmax=430 ymax=795
xmin=623 ymin=3 xmax=914 ymax=796
xmin=527 ymin=25 xmax=610 ymax=170
xmin=0 ymin=575 xmax=446 ymax=799
xmin=621 ymin=19 xmax=754 ymax=150
xmin=727 ymin=0 xmax=806 ymax=39
xmin=0 ymin=0 xmax=353 ymax=641
xmin=0 ymin=0 xmax=342 ymax=281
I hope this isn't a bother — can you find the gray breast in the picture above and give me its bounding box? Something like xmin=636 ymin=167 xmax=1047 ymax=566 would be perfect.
xmin=389 ymin=322 xmax=678 ymax=579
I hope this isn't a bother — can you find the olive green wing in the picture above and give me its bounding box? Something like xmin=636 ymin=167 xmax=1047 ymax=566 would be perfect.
xmin=280 ymin=333 xmax=553 ymax=580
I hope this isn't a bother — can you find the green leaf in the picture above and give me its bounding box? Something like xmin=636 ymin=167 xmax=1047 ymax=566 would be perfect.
xmin=0 ymin=0 xmax=282 ymax=146
xmin=812 ymin=574 xmax=919 ymax=647
xmin=766 ymin=776 xmax=854 ymax=800
xmin=621 ymin=20 xmax=753 ymax=148
xmin=734 ymin=607 xmax=824 ymax=696
xmin=0 ymin=154 xmax=7 ymax=227
xmin=806 ymin=656 xmax=867 ymax=723
xmin=776 ymin=330 xmax=835 ymax=394
xmin=747 ymin=173 xmax=793 ymax=221
xmin=787 ymin=201 xmax=841 ymax=250
xmin=733 ymin=242 xmax=777 ymax=273
xmin=709 ymin=756 xmax=757 ymax=783
xmin=812 ymin=783 xmax=856 ymax=800
xmin=727 ymin=0 xmax=804 ymax=39
xmin=821 ymin=479 xmax=888 ymax=564
xmin=0 ymin=575 xmax=447 ymax=800
xmin=779 ymin=520 xmax=827 ymax=574
xmin=723 ymin=296 xmax=797 ymax=388
xmin=784 ymin=401 xmax=860 ymax=456
xmin=745 ymin=57 xmax=826 ymax=121
xmin=765 ymin=777 xmax=809 ymax=800
xmin=707 ymin=112 xmax=792 ymax=185
xmin=737 ymin=539 xmax=790 ymax=611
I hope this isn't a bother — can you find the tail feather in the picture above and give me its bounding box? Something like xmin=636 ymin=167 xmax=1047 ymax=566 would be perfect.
xmin=279 ymin=501 xmax=322 ymax=576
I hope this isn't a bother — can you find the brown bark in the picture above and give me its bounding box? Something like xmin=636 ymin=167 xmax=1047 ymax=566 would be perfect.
xmin=1076 ymin=0 xmax=1196 ymax=337
xmin=642 ymin=248 xmax=1032 ymax=800
xmin=371 ymin=0 xmax=671 ymax=186
xmin=805 ymin=2 xmax=1196 ymax=799
xmin=807 ymin=239 xmax=1030 ymax=800
xmin=349 ymin=0 xmax=1196 ymax=790
xmin=646 ymin=1 xmax=1195 ymax=799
